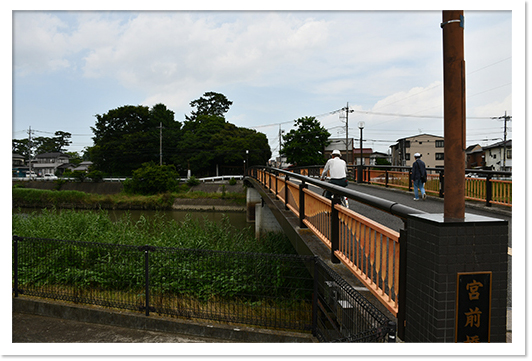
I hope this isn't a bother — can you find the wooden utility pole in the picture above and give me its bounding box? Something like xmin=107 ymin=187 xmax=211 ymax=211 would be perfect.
xmin=441 ymin=10 xmax=466 ymax=220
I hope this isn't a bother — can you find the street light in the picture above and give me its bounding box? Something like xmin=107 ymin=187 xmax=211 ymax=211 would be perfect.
xmin=358 ymin=121 xmax=365 ymax=183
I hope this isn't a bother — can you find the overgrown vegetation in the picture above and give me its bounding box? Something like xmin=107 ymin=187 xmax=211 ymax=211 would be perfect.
xmin=12 ymin=208 xmax=293 ymax=254
xmin=12 ymin=210 xmax=311 ymax=313
xmin=12 ymin=187 xmax=245 ymax=210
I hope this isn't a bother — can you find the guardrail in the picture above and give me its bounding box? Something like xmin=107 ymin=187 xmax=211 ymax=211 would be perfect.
xmin=248 ymin=166 xmax=424 ymax=317
xmin=284 ymin=165 xmax=511 ymax=207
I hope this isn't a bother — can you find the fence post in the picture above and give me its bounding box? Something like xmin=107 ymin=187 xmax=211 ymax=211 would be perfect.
xmin=385 ymin=170 xmax=389 ymax=188
xmin=299 ymin=181 xmax=308 ymax=228
xmin=439 ymin=170 xmax=444 ymax=198
xmin=397 ymin=228 xmax=408 ymax=340
xmin=312 ymin=257 xmax=319 ymax=337
xmin=141 ymin=245 xmax=156 ymax=316
xmin=485 ymin=174 xmax=493 ymax=207
xmin=13 ymin=235 xmax=19 ymax=297
xmin=284 ymin=174 xmax=289 ymax=210
xmin=330 ymin=195 xmax=340 ymax=264
xmin=408 ymin=169 xmax=412 ymax=192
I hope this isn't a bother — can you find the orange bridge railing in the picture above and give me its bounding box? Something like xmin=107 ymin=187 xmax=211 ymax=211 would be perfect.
xmin=251 ymin=167 xmax=421 ymax=317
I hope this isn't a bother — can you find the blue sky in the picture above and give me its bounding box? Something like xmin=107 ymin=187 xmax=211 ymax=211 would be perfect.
xmin=10 ymin=4 xmax=520 ymax=160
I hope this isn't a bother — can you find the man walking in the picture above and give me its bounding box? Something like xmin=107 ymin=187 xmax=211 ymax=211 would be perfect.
xmin=412 ymin=153 xmax=427 ymax=201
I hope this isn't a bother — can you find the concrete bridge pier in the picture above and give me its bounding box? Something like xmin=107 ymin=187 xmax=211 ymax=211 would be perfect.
xmin=246 ymin=187 xmax=283 ymax=239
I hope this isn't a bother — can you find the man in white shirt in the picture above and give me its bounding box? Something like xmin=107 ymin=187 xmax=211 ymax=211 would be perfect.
xmin=320 ymin=149 xmax=348 ymax=199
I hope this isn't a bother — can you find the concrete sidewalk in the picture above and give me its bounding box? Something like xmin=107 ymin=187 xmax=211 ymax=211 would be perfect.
xmin=11 ymin=297 xmax=316 ymax=344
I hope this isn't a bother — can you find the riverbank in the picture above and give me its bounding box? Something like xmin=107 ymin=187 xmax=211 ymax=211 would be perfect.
xmin=12 ymin=181 xmax=246 ymax=211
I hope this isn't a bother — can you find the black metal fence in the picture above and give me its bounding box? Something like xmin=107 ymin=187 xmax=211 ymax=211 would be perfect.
xmin=12 ymin=235 xmax=395 ymax=342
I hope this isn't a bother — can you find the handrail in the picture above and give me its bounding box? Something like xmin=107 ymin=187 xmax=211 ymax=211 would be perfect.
xmin=248 ymin=166 xmax=425 ymax=220
xmin=282 ymin=164 xmax=512 ymax=207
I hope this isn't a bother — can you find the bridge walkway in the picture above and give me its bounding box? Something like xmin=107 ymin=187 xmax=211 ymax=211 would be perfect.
xmin=248 ymin=175 xmax=512 ymax=341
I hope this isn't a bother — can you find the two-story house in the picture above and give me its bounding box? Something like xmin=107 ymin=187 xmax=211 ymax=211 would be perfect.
xmin=390 ymin=134 xmax=445 ymax=168
xmin=484 ymin=140 xmax=512 ymax=171
xmin=30 ymin=152 xmax=73 ymax=177
xmin=12 ymin=153 xmax=29 ymax=177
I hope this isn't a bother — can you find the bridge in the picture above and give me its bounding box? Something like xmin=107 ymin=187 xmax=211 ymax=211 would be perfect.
xmin=244 ymin=166 xmax=511 ymax=342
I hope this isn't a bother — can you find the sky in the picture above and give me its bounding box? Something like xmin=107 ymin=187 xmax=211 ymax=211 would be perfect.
xmin=10 ymin=4 xmax=521 ymax=162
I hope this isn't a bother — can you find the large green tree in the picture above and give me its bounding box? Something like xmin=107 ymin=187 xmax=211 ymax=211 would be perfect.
xmin=90 ymin=104 xmax=180 ymax=175
xmin=282 ymin=116 xmax=331 ymax=166
xmin=175 ymin=114 xmax=271 ymax=176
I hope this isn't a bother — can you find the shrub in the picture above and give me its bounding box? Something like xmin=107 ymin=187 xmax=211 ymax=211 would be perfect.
xmin=186 ymin=176 xmax=200 ymax=187
xmin=123 ymin=162 xmax=180 ymax=195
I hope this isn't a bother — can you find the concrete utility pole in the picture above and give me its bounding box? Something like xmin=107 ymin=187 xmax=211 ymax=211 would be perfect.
xmin=491 ymin=111 xmax=511 ymax=171
xmin=27 ymin=126 xmax=34 ymax=178
xmin=441 ymin=10 xmax=466 ymax=220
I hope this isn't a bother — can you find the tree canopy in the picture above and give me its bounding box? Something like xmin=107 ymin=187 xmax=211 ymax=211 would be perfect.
xmin=87 ymin=93 xmax=271 ymax=177
xmin=282 ymin=116 xmax=331 ymax=166
xmin=90 ymin=104 xmax=179 ymax=175
xmin=186 ymin=91 xmax=233 ymax=121
xmin=13 ymin=131 xmax=72 ymax=159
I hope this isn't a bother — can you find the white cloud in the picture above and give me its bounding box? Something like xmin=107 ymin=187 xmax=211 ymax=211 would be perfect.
xmin=13 ymin=12 xmax=71 ymax=75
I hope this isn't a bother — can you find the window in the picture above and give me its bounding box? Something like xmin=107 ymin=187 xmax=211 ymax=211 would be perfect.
xmin=436 ymin=140 xmax=444 ymax=148
xmin=435 ymin=153 xmax=444 ymax=160
xmin=405 ymin=141 xmax=410 ymax=148
xmin=405 ymin=153 xmax=411 ymax=161
xmin=507 ymin=149 xmax=512 ymax=159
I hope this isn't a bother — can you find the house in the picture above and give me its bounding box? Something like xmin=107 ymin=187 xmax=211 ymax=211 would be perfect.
xmin=12 ymin=153 xmax=29 ymax=177
xmin=465 ymin=144 xmax=485 ymax=169
xmin=73 ymin=161 xmax=93 ymax=172
xmin=351 ymin=148 xmax=374 ymax=166
xmin=370 ymin=151 xmax=392 ymax=166
xmin=324 ymin=138 xmax=355 ymax=164
xmin=483 ymin=140 xmax=512 ymax=171
xmin=30 ymin=152 xmax=73 ymax=177
xmin=390 ymin=134 xmax=445 ymax=168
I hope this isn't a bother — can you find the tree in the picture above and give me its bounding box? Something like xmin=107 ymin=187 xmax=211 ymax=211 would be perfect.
xmin=13 ymin=131 xmax=72 ymax=159
xmin=186 ymin=91 xmax=233 ymax=121
xmin=90 ymin=104 xmax=180 ymax=175
xmin=123 ymin=162 xmax=180 ymax=195
xmin=282 ymin=116 xmax=331 ymax=166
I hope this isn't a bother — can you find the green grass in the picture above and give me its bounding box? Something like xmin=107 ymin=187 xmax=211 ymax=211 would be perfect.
xmin=12 ymin=187 xmax=246 ymax=210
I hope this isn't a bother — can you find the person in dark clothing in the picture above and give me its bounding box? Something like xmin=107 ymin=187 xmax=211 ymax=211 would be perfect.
xmin=412 ymin=153 xmax=427 ymax=201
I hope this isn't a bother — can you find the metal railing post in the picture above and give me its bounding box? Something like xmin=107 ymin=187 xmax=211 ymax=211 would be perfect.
xmin=13 ymin=235 xmax=19 ymax=297
xmin=299 ymin=181 xmax=307 ymax=228
xmin=385 ymin=170 xmax=389 ymax=188
xmin=330 ymin=195 xmax=340 ymax=264
xmin=284 ymin=174 xmax=289 ymax=210
xmin=485 ymin=174 xmax=493 ymax=207
xmin=144 ymin=247 xmax=150 ymax=316
xmin=397 ymin=228 xmax=408 ymax=340
xmin=439 ymin=170 xmax=445 ymax=198
xmin=141 ymin=245 xmax=156 ymax=316
xmin=312 ymin=257 xmax=319 ymax=337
